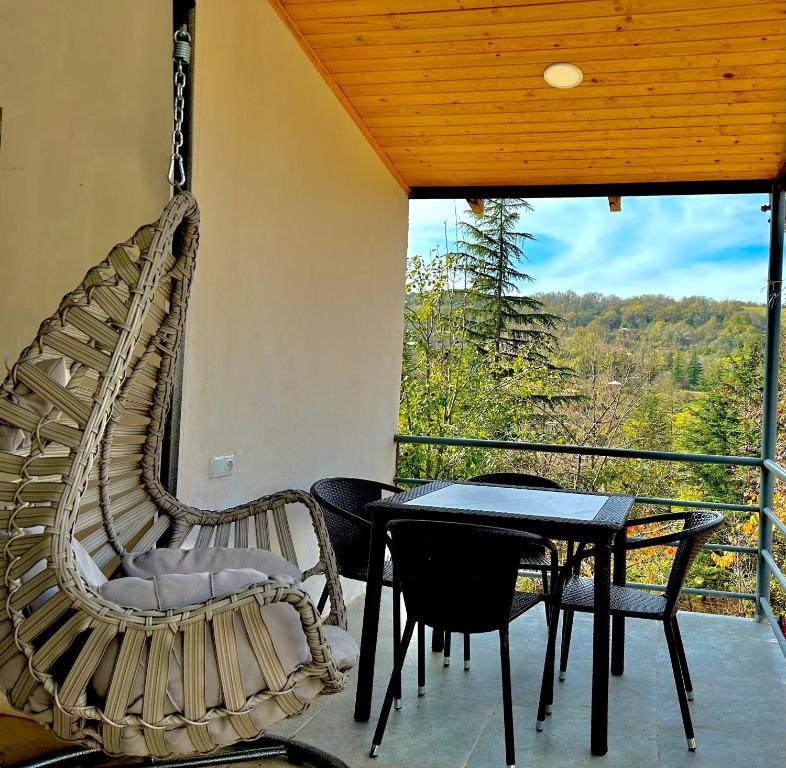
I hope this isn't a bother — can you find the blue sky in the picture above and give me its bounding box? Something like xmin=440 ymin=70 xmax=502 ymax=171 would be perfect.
xmin=408 ymin=194 xmax=771 ymax=303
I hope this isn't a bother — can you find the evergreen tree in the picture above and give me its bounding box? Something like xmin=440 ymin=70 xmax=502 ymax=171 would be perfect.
xmin=455 ymin=199 xmax=558 ymax=362
xmin=688 ymin=353 xmax=703 ymax=388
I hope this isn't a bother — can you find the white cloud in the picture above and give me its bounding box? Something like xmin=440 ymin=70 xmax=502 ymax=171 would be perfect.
xmin=408 ymin=194 xmax=771 ymax=302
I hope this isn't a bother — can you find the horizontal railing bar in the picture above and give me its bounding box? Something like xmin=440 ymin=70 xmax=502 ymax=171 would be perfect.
xmin=761 ymin=549 xmax=786 ymax=594
xmin=763 ymin=506 xmax=786 ymax=539
xmin=395 ymin=434 xmax=761 ymax=466
xmin=763 ymin=458 xmax=786 ymax=482
xmin=702 ymin=543 xmax=758 ymax=554
xmin=633 ymin=495 xmax=756 ymax=513
xmin=758 ymin=596 xmax=786 ymax=660
xmin=626 ymin=581 xmax=756 ymax=601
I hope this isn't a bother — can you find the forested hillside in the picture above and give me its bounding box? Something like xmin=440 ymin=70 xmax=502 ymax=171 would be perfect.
xmin=537 ymin=291 xmax=765 ymax=389
xmin=397 ymin=201 xmax=781 ymax=617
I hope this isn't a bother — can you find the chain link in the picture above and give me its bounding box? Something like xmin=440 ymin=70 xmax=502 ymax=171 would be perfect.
xmin=168 ymin=27 xmax=191 ymax=189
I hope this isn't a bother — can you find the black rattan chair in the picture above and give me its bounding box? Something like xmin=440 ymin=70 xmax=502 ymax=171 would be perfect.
xmin=537 ymin=510 xmax=724 ymax=751
xmin=312 ymin=477 xmax=472 ymax=702
xmin=310 ymin=477 xmax=407 ymax=706
xmin=371 ymin=520 xmax=557 ymax=768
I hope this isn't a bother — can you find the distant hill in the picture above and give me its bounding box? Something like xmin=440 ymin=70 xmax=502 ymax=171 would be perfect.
xmin=536 ymin=291 xmax=765 ymax=359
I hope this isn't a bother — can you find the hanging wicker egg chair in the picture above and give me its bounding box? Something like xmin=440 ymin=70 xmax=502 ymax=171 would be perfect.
xmin=0 ymin=192 xmax=354 ymax=766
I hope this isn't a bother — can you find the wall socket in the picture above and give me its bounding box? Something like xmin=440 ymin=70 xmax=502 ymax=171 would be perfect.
xmin=209 ymin=454 xmax=236 ymax=479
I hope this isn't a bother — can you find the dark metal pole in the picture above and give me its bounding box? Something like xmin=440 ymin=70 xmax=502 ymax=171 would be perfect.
xmin=756 ymin=183 xmax=785 ymax=619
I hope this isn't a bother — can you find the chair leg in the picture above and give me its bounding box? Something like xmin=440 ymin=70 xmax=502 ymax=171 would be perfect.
xmin=663 ymin=619 xmax=697 ymax=751
xmin=671 ymin=616 xmax=694 ymax=701
xmin=370 ymin=618 xmax=417 ymax=758
xmin=443 ymin=630 xmax=452 ymax=667
xmin=393 ymin=579 xmax=402 ymax=710
xmin=317 ymin=584 xmax=329 ymax=614
xmin=559 ymin=609 xmax=574 ymax=682
xmin=464 ymin=633 xmax=471 ymax=671
xmin=431 ymin=625 xmax=444 ymax=653
xmin=499 ymin=627 xmax=516 ymax=768
xmin=418 ymin=622 xmax=426 ymax=696
xmin=541 ymin=568 xmax=551 ymax=626
xmin=537 ymin=606 xmax=561 ymax=730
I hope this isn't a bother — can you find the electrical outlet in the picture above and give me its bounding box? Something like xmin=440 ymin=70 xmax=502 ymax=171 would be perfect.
xmin=209 ymin=454 xmax=235 ymax=479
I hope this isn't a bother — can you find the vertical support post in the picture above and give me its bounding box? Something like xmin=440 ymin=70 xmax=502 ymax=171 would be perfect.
xmin=757 ymin=183 xmax=785 ymax=620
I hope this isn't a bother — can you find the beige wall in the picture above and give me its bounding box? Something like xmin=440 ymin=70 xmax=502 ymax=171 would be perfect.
xmin=0 ymin=0 xmax=171 ymax=362
xmin=180 ymin=0 xmax=408 ymax=600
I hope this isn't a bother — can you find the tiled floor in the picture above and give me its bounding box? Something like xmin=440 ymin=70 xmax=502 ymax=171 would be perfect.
xmin=1 ymin=593 xmax=783 ymax=767
xmin=265 ymin=592 xmax=786 ymax=768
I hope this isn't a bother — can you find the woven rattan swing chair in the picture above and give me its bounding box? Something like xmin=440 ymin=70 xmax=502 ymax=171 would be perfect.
xmin=0 ymin=193 xmax=356 ymax=767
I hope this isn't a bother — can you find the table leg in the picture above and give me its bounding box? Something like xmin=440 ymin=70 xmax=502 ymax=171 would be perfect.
xmin=354 ymin=517 xmax=388 ymax=722
xmin=611 ymin=529 xmax=627 ymax=676
xmin=591 ymin=537 xmax=611 ymax=756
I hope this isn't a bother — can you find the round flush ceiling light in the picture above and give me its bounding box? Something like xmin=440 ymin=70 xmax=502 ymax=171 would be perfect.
xmin=543 ymin=63 xmax=583 ymax=89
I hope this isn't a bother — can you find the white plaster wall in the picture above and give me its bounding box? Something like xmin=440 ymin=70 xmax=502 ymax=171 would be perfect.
xmin=0 ymin=0 xmax=171 ymax=362
xmin=180 ymin=0 xmax=409 ymax=604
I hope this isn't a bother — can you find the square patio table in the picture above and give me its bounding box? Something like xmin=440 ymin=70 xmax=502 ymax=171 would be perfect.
xmin=352 ymin=480 xmax=635 ymax=757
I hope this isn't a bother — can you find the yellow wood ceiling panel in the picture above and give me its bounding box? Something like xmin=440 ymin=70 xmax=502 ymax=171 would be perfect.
xmin=270 ymin=0 xmax=786 ymax=192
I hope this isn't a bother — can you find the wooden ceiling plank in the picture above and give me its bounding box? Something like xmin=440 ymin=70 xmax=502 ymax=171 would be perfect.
xmin=358 ymin=89 xmax=786 ymax=119
xmin=388 ymin=146 xmax=785 ymax=161
xmin=405 ymin=167 xmax=777 ymax=184
xmin=304 ymin=4 xmax=785 ymax=49
xmin=377 ymin=126 xmax=785 ymax=145
xmin=296 ymin=0 xmax=780 ymax=35
xmin=383 ymin=134 xmax=786 ymax=153
xmin=370 ymin=115 xmax=786 ymax=138
xmin=315 ymin=20 xmax=781 ymax=62
xmin=325 ymin=35 xmax=785 ymax=74
xmin=284 ymin=0 xmax=587 ymax=14
xmin=284 ymin=0 xmax=632 ymax=19
xmin=334 ymin=50 xmax=786 ymax=86
xmin=393 ymin=151 xmax=785 ymax=164
xmin=341 ymin=64 xmax=781 ymax=97
xmin=334 ymin=47 xmax=786 ymax=88
xmin=350 ymin=77 xmax=786 ymax=107
xmin=364 ymin=102 xmax=786 ymax=129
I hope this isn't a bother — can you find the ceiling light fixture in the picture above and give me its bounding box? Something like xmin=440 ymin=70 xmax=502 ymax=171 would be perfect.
xmin=543 ymin=63 xmax=583 ymax=89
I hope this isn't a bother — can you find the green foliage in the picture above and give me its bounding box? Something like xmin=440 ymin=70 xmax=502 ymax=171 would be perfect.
xmin=398 ymin=204 xmax=778 ymax=617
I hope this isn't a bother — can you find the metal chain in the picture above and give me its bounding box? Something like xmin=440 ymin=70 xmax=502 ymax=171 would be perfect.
xmin=168 ymin=26 xmax=191 ymax=189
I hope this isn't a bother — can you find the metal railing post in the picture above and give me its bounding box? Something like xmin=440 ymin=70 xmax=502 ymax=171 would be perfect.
xmin=757 ymin=183 xmax=785 ymax=620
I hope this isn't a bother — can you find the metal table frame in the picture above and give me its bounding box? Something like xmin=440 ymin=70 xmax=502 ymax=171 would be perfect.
xmin=352 ymin=480 xmax=634 ymax=757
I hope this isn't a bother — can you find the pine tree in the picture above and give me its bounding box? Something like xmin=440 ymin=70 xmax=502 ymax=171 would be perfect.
xmin=688 ymin=353 xmax=703 ymax=388
xmin=455 ymin=199 xmax=558 ymax=362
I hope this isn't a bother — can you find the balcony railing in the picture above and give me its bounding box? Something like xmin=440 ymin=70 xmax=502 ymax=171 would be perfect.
xmin=394 ymin=433 xmax=786 ymax=659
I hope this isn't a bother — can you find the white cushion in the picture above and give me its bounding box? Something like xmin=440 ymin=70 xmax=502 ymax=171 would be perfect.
xmin=323 ymin=625 xmax=359 ymax=672
xmin=99 ymin=568 xmax=290 ymax=611
xmin=122 ymin=547 xmax=302 ymax=581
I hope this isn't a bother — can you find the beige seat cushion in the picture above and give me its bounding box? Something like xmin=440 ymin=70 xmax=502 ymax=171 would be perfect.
xmin=122 ymin=547 xmax=302 ymax=581
xmin=99 ymin=567 xmax=290 ymax=611
xmin=94 ymin=566 xmax=357 ymax=719
xmin=323 ymin=625 xmax=359 ymax=672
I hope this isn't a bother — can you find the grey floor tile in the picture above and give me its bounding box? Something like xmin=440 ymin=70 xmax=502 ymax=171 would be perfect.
xmin=256 ymin=596 xmax=785 ymax=768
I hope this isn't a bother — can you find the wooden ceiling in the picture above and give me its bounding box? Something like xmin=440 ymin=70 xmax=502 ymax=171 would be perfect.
xmin=269 ymin=0 xmax=786 ymax=194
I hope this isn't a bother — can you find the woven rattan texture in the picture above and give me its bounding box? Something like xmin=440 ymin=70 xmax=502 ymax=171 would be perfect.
xmin=311 ymin=478 xmax=402 ymax=585
xmin=0 ymin=194 xmax=347 ymax=758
